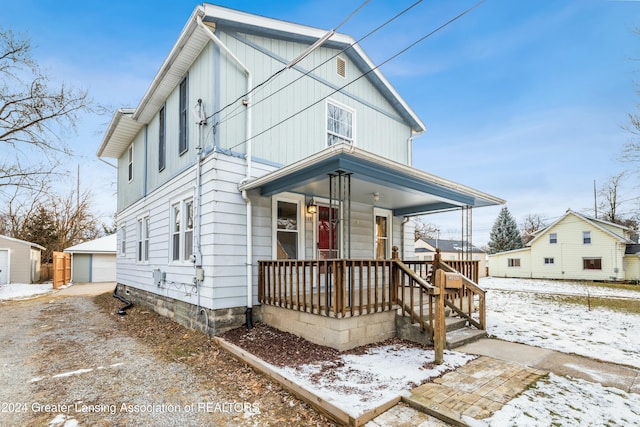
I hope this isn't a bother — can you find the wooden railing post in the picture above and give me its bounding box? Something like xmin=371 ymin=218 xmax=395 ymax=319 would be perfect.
xmin=391 ymin=246 xmax=399 ymax=302
xmin=431 ymin=248 xmax=441 ymax=285
xmin=434 ymin=269 xmax=446 ymax=365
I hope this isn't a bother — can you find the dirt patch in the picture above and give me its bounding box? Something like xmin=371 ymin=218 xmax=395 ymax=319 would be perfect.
xmin=94 ymin=293 xmax=336 ymax=426
xmin=220 ymin=322 xmax=435 ymax=369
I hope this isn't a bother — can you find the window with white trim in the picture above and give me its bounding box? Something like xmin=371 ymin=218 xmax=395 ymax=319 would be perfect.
xmin=583 ymin=257 xmax=602 ymax=270
xmin=170 ymin=198 xmax=194 ymax=262
xmin=178 ymin=76 xmax=188 ymax=155
xmin=374 ymin=208 xmax=392 ymax=259
xmin=549 ymin=233 xmax=557 ymax=244
xmin=544 ymin=257 xmax=554 ymax=265
xmin=327 ymin=100 xmax=354 ymax=146
xmin=583 ymin=231 xmax=591 ymax=244
xmin=508 ymin=258 xmax=521 ymax=267
xmin=137 ymin=216 xmax=150 ymax=262
xmin=127 ymin=145 xmax=133 ymax=182
xmin=275 ymin=200 xmax=299 ymax=259
xmin=119 ymin=225 xmax=126 ymax=256
xmin=159 ymin=105 xmax=166 ymax=171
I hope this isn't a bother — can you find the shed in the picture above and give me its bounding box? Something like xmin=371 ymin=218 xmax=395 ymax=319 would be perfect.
xmin=64 ymin=234 xmax=116 ymax=283
xmin=0 ymin=235 xmax=45 ymax=284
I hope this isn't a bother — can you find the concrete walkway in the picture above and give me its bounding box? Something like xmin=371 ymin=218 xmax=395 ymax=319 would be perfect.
xmin=51 ymin=281 xmax=116 ymax=297
xmin=457 ymin=338 xmax=640 ymax=394
xmin=368 ymin=338 xmax=640 ymax=426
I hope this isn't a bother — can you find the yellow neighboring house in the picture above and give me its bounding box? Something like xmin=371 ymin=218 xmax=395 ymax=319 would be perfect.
xmin=489 ymin=209 xmax=640 ymax=282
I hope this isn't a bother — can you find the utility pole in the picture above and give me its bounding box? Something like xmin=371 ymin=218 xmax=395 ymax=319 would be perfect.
xmin=593 ymin=179 xmax=597 ymax=219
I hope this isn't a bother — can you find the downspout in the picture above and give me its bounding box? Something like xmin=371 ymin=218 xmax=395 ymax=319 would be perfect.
xmin=401 ymin=216 xmax=411 ymax=260
xmin=196 ymin=15 xmax=254 ymax=328
xmin=407 ymin=130 xmax=424 ymax=167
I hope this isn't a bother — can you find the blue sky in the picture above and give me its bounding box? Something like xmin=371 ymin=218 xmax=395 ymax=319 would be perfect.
xmin=2 ymin=0 xmax=638 ymax=246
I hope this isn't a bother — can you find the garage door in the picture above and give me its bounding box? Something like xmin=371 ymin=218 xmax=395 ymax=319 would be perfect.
xmin=0 ymin=249 xmax=8 ymax=284
xmin=91 ymin=254 xmax=116 ymax=282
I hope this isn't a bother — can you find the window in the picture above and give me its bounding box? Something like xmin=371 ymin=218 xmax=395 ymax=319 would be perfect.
xmin=137 ymin=217 xmax=150 ymax=262
xmin=276 ymin=201 xmax=299 ymax=259
xmin=159 ymin=106 xmax=166 ymax=171
xmin=549 ymin=233 xmax=557 ymax=244
xmin=127 ymin=145 xmax=133 ymax=182
xmin=119 ymin=225 xmax=126 ymax=256
xmin=183 ymin=200 xmax=193 ymax=261
xmin=327 ymin=100 xmax=354 ymax=146
xmin=374 ymin=209 xmax=392 ymax=259
xmin=583 ymin=231 xmax=591 ymax=245
xmin=178 ymin=77 xmax=188 ymax=154
xmin=583 ymin=257 xmax=602 ymax=270
xmin=171 ymin=198 xmax=194 ymax=262
xmin=544 ymin=257 xmax=554 ymax=265
xmin=336 ymin=57 xmax=346 ymax=78
xmin=508 ymin=258 xmax=521 ymax=267
xmin=171 ymin=204 xmax=181 ymax=261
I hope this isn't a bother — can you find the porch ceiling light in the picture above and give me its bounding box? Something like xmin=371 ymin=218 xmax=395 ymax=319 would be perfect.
xmin=372 ymin=192 xmax=380 ymax=202
xmin=307 ymin=198 xmax=317 ymax=214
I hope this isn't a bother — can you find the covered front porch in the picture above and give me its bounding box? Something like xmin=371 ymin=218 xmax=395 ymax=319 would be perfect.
xmin=241 ymin=143 xmax=503 ymax=350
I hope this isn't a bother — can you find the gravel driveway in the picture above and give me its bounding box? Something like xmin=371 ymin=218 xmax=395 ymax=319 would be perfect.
xmin=0 ymin=288 xmax=333 ymax=426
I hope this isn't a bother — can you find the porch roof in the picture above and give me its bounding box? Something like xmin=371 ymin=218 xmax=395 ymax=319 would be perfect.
xmin=240 ymin=144 xmax=504 ymax=216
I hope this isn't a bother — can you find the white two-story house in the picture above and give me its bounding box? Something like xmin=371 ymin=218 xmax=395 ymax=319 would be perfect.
xmin=97 ymin=4 xmax=504 ymax=348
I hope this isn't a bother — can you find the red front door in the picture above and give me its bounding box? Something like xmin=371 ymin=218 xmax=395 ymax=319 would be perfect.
xmin=317 ymin=206 xmax=338 ymax=259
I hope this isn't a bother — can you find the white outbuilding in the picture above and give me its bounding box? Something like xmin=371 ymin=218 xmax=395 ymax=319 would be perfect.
xmin=64 ymin=234 xmax=116 ymax=283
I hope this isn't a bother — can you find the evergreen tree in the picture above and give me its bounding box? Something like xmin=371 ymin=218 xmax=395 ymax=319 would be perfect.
xmin=488 ymin=206 xmax=524 ymax=254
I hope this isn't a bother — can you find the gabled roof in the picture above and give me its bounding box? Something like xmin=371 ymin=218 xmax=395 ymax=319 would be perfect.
xmin=0 ymin=234 xmax=45 ymax=251
xmin=98 ymin=3 xmax=425 ymax=159
xmin=527 ymin=209 xmax=632 ymax=246
xmin=64 ymin=234 xmax=116 ymax=254
xmin=420 ymin=238 xmax=485 ymax=254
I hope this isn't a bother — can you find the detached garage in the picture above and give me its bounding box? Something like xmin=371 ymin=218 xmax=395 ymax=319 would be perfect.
xmin=64 ymin=234 xmax=116 ymax=283
xmin=0 ymin=235 xmax=45 ymax=284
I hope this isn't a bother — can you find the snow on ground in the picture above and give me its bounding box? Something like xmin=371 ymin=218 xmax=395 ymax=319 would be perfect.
xmin=0 ymin=282 xmax=53 ymax=300
xmin=275 ymin=344 xmax=475 ymax=419
xmin=480 ymin=277 xmax=640 ymax=369
xmin=475 ymin=373 xmax=640 ymax=427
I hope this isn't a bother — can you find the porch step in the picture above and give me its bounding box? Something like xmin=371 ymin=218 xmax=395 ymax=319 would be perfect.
xmin=446 ymin=327 xmax=487 ymax=349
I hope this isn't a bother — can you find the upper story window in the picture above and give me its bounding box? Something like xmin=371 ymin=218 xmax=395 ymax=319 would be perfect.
xmin=159 ymin=106 xmax=166 ymax=171
xmin=583 ymin=231 xmax=591 ymax=244
xmin=178 ymin=77 xmax=188 ymax=155
xmin=549 ymin=233 xmax=557 ymax=244
xmin=127 ymin=145 xmax=133 ymax=182
xmin=327 ymin=99 xmax=354 ymax=146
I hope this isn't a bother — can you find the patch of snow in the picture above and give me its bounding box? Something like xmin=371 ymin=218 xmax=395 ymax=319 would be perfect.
xmin=476 ymin=373 xmax=640 ymax=426
xmin=275 ymin=344 xmax=475 ymax=418
xmin=0 ymin=282 xmax=52 ymax=300
xmin=480 ymin=277 xmax=640 ymax=368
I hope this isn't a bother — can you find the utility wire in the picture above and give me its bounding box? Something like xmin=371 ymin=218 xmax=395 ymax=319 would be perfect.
xmin=217 ymin=0 xmax=424 ymax=130
xmin=229 ymin=0 xmax=486 ymax=151
xmin=205 ymin=0 xmax=371 ymax=123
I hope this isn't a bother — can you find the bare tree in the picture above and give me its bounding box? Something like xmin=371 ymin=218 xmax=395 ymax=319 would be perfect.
xmin=520 ymin=214 xmax=546 ymax=244
xmin=0 ymin=187 xmax=101 ymax=262
xmin=413 ymin=217 xmax=440 ymax=241
xmin=0 ymin=28 xmax=93 ymax=194
xmin=598 ymin=172 xmax=626 ymax=224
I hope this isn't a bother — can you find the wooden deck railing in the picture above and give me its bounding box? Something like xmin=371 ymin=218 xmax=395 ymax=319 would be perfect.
xmin=258 ymin=259 xmax=397 ymax=318
xmin=257 ymin=249 xmax=486 ymax=331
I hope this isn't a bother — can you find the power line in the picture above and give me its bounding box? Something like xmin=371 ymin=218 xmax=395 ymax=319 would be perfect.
xmin=229 ymin=0 xmax=486 ymax=151
xmin=216 ymin=0 xmax=424 ymax=131
xmin=205 ymin=0 xmax=372 ymax=123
